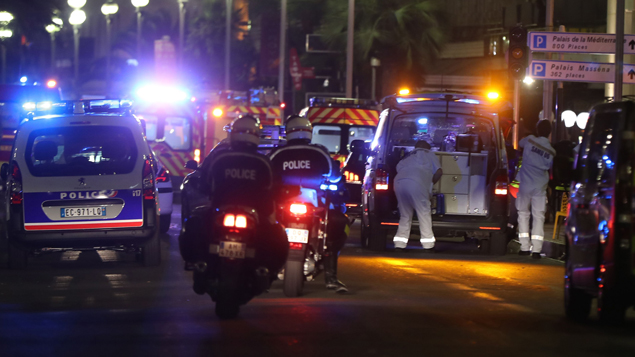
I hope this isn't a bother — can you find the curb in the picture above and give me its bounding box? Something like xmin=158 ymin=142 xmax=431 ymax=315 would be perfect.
xmin=509 ymin=238 xmax=565 ymax=261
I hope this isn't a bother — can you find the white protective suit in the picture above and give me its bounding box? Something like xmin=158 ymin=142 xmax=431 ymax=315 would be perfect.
xmin=516 ymin=135 xmax=554 ymax=253
xmin=393 ymin=148 xmax=442 ymax=249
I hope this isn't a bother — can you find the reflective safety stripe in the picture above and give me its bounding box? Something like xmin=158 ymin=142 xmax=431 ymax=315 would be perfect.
xmin=393 ymin=237 xmax=409 ymax=243
xmin=519 ymin=233 xmax=530 ymax=238
xmin=510 ymin=181 xmax=520 ymax=188
xmin=531 ymin=235 xmax=544 ymax=241
xmin=420 ymin=237 xmax=436 ymax=243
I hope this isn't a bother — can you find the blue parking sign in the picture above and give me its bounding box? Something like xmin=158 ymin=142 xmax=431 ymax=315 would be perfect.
xmin=533 ymin=35 xmax=547 ymax=49
xmin=531 ymin=62 xmax=546 ymax=77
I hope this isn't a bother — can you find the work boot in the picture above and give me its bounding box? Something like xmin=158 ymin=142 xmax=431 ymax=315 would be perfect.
xmin=532 ymin=252 xmax=542 ymax=259
xmin=324 ymin=253 xmax=348 ymax=293
xmin=518 ymin=250 xmax=531 ymax=256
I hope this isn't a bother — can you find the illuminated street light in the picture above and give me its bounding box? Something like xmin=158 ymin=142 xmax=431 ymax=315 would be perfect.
xmin=68 ymin=0 xmax=87 ymax=9
xmin=132 ymin=0 xmax=150 ymax=60
xmin=52 ymin=17 xmax=63 ymax=26
xmin=69 ymin=9 xmax=86 ymax=86
xmin=0 ymin=11 xmax=12 ymax=84
xmin=102 ymin=0 xmax=119 ymax=94
xmin=0 ymin=11 xmax=14 ymax=24
xmin=576 ymin=112 xmax=589 ymax=129
xmin=561 ymin=110 xmax=576 ymax=128
xmin=523 ymin=76 xmax=534 ymax=85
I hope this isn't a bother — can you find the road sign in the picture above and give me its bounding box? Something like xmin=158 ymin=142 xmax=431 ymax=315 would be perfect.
xmin=529 ymin=59 xmax=635 ymax=84
xmin=529 ymin=31 xmax=635 ymax=54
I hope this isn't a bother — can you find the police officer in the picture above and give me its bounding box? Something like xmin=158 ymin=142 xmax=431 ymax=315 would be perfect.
xmin=393 ymin=140 xmax=443 ymax=250
xmin=179 ymin=115 xmax=288 ymax=293
xmin=269 ymin=115 xmax=350 ymax=293
xmin=516 ymin=120 xmax=555 ymax=259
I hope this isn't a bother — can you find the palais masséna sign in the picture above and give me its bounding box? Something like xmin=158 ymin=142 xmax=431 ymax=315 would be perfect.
xmin=530 ymin=59 xmax=635 ymax=84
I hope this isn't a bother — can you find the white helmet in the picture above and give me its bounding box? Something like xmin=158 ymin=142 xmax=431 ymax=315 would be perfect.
xmin=286 ymin=115 xmax=312 ymax=141
xmin=230 ymin=115 xmax=261 ymax=147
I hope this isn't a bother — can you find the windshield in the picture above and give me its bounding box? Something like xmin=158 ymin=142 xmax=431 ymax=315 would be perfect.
xmin=25 ymin=126 xmax=138 ymax=177
xmin=577 ymin=112 xmax=618 ymax=185
xmin=140 ymin=114 xmax=191 ymax=151
xmin=312 ymin=125 xmax=342 ymax=153
xmin=388 ymin=114 xmax=495 ymax=153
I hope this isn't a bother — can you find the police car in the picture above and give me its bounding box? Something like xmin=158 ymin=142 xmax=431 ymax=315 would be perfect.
xmin=362 ymin=91 xmax=511 ymax=254
xmin=1 ymin=100 xmax=160 ymax=268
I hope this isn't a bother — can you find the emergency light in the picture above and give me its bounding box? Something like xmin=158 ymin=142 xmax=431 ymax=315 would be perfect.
xmin=135 ymin=85 xmax=189 ymax=103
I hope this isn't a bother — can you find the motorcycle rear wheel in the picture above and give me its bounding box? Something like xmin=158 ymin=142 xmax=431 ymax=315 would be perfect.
xmin=215 ymin=300 xmax=240 ymax=320
xmin=283 ymin=260 xmax=304 ymax=297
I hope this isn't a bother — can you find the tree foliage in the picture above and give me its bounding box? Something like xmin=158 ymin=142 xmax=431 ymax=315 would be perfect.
xmin=319 ymin=0 xmax=447 ymax=92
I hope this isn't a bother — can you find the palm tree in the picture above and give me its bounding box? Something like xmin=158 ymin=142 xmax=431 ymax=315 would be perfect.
xmin=318 ymin=0 xmax=447 ymax=97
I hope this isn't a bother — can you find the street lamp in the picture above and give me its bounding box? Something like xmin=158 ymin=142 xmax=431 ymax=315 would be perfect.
xmin=178 ymin=0 xmax=188 ymax=69
xmin=370 ymin=57 xmax=380 ymax=100
xmin=132 ymin=0 xmax=150 ymax=60
xmin=0 ymin=11 xmax=13 ymax=84
xmin=101 ymin=0 xmax=119 ymax=94
xmin=69 ymin=9 xmax=86 ymax=86
xmin=68 ymin=0 xmax=87 ymax=9
xmin=45 ymin=23 xmax=61 ymax=71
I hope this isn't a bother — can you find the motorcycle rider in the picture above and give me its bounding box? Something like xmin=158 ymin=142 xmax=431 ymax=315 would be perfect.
xmin=179 ymin=115 xmax=288 ymax=293
xmin=269 ymin=115 xmax=350 ymax=293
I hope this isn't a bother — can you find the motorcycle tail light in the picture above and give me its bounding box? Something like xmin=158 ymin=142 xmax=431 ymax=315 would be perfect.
xmin=344 ymin=170 xmax=361 ymax=184
xmin=375 ymin=168 xmax=389 ymax=190
xmin=290 ymin=203 xmax=308 ymax=215
xmin=235 ymin=215 xmax=247 ymax=228
xmin=495 ymin=174 xmax=508 ymax=196
xmin=223 ymin=214 xmax=235 ymax=227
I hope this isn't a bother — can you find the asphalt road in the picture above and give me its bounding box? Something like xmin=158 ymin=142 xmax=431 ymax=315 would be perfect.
xmin=1 ymin=205 xmax=634 ymax=357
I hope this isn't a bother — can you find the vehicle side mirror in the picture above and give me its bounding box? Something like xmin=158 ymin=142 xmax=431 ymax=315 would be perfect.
xmin=0 ymin=163 xmax=8 ymax=181
xmin=185 ymin=160 xmax=198 ymax=170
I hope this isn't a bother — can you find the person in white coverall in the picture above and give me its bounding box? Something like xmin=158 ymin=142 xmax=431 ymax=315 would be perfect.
xmin=393 ymin=140 xmax=443 ymax=250
xmin=516 ymin=120 xmax=554 ymax=259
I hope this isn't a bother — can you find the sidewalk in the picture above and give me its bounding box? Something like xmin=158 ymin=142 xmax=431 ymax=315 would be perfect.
xmin=508 ymin=222 xmax=566 ymax=261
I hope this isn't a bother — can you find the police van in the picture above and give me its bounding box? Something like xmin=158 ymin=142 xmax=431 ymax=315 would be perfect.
xmin=1 ymin=100 xmax=160 ymax=268
xmin=362 ymin=92 xmax=511 ymax=254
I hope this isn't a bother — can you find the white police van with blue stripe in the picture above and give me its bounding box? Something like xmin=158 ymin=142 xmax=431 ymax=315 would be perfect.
xmin=1 ymin=100 xmax=160 ymax=268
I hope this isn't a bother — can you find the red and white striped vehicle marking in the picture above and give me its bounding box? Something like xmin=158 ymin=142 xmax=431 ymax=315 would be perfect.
xmin=307 ymin=108 xmax=379 ymax=126
xmin=24 ymin=219 xmax=144 ymax=231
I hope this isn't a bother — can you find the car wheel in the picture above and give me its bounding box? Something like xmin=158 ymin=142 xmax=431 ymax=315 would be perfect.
xmin=598 ymin=287 xmax=627 ymax=324
xmin=160 ymin=214 xmax=172 ymax=234
xmin=142 ymin=229 xmax=161 ymax=267
xmin=368 ymin=215 xmax=387 ymax=251
xmin=360 ymin=218 xmax=369 ymax=248
xmin=488 ymin=231 xmax=508 ymax=255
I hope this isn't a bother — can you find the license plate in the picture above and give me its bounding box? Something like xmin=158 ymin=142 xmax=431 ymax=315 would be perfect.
xmin=60 ymin=207 xmax=106 ymax=218
xmin=219 ymin=241 xmax=246 ymax=259
xmin=285 ymin=228 xmax=309 ymax=243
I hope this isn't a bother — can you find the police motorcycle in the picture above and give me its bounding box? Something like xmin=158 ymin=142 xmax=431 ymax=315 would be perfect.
xmin=179 ymin=116 xmax=289 ymax=319
xmin=270 ymin=116 xmax=348 ymax=297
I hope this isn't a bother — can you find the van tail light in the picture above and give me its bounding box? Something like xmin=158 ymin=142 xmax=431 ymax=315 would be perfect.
xmin=10 ymin=163 xmax=22 ymax=205
xmin=290 ymin=203 xmax=308 ymax=215
xmin=344 ymin=170 xmax=361 ymax=184
xmin=375 ymin=168 xmax=389 ymax=190
xmin=223 ymin=214 xmax=248 ymax=228
xmin=142 ymin=159 xmax=155 ymax=200
xmin=495 ymin=174 xmax=508 ymax=196
xmin=156 ymin=167 xmax=170 ymax=183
